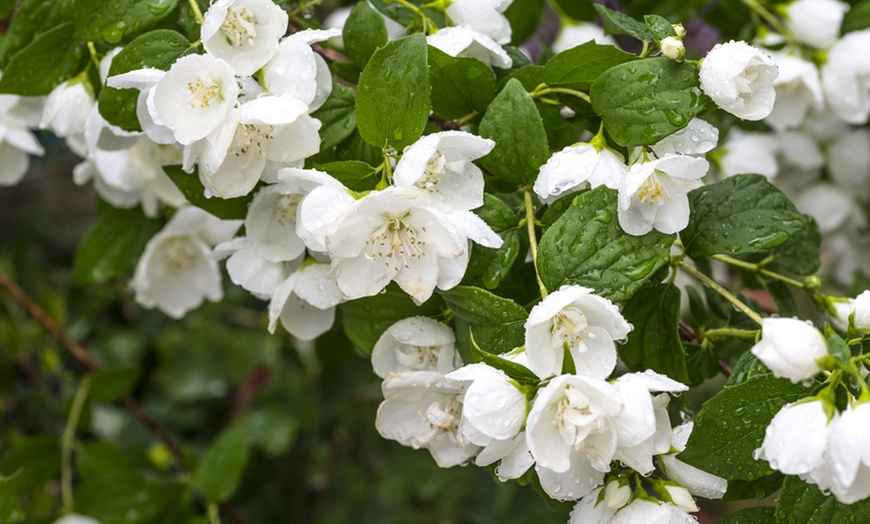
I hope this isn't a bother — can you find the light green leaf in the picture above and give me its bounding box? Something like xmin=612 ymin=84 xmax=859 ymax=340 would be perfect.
xmin=537 ymin=187 xmax=674 ymax=302
xmin=478 ymin=79 xmax=550 ymax=187
xmin=428 ymin=46 xmax=497 ymax=120
xmin=644 ymin=14 xmax=677 ymax=42
xmin=73 ymin=0 xmax=178 ymax=43
xmin=591 ymin=57 xmax=708 ymax=147
xmin=356 ymin=34 xmax=431 ymax=149
xmin=73 ymin=205 xmax=163 ymax=286
xmin=196 ymin=423 xmax=251 ymax=503
xmin=682 ymin=174 xmax=812 ymax=260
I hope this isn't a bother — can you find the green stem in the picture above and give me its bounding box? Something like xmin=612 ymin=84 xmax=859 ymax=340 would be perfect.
xmin=287 ymin=0 xmax=326 ymax=19
xmin=674 ymin=258 xmax=764 ymax=326
xmin=382 ymin=150 xmax=393 ymax=183
xmin=396 ymin=0 xmax=436 ymax=33
xmin=524 ymin=188 xmax=549 ymax=299
xmin=639 ymin=40 xmax=651 ymax=58
xmin=187 ymin=0 xmax=204 ymax=25
xmin=207 ymin=503 xmax=222 ymax=524
xmin=61 ymin=376 xmax=93 ymax=514
xmin=86 ymin=42 xmax=100 ymax=70
xmin=532 ymin=86 xmax=592 ymax=104
xmin=712 ymin=254 xmax=806 ymax=289
xmin=740 ymin=0 xmax=798 ymax=45
xmin=700 ymin=327 xmax=759 ymax=341
xmin=453 ymin=110 xmax=479 ymax=127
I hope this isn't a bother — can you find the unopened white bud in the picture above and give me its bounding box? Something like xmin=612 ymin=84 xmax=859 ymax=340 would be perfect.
xmin=673 ymin=24 xmax=686 ymax=37
xmin=664 ymin=485 xmax=699 ymax=512
xmin=604 ymin=480 xmax=631 ymax=509
xmin=661 ymin=37 xmax=685 ymax=60
xmin=853 ymin=290 xmax=870 ymax=331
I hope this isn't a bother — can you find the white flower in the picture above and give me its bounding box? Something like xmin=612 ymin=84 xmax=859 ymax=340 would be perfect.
xmin=446 ymin=363 xmax=527 ymax=447
xmin=0 ymin=92 xmax=45 ymax=186
xmin=131 ymin=207 xmax=242 ymax=318
xmin=750 ymin=318 xmax=828 ymax=383
xmin=393 ymin=130 xmax=494 ymax=212
xmin=755 ymin=400 xmax=832 ymax=477
xmin=604 ymin=480 xmax=631 ymax=509
xmin=261 ymin=29 xmax=341 ymax=111
xmin=660 ymin=37 xmax=684 ymax=60
xmin=371 ymin=316 xmax=461 ymax=377
xmin=524 ymin=285 xmax=631 ymax=379
xmin=376 ymin=371 xmax=480 ymax=467
xmin=660 ymin=422 xmax=728 ymax=500
xmin=699 ymin=40 xmax=778 ymax=120
xmin=201 ymin=0 xmax=288 ymax=77
xmin=279 ymin=167 xmax=357 ymax=253
xmin=105 ymin=68 xmax=176 ymax=145
xmin=821 ymin=30 xmax=870 ymax=125
xmin=611 ymin=499 xmax=698 ymax=523
xmin=533 ymin=143 xmax=626 ymax=204
xmin=618 ymin=153 xmax=709 ymax=236
xmin=267 ymin=261 xmax=343 ymax=340
xmin=54 ymin=516 xmax=101 ymax=524
xmin=649 ymin=118 xmax=720 ymax=159
xmin=474 ymin=431 xmax=534 ymax=481
xmin=663 ymin=485 xmax=698 ymax=512
xmin=148 ymin=54 xmax=239 ymax=145
xmin=827 ymin=402 xmax=870 ymax=503
xmin=716 ymin=130 xmax=779 ymax=179
xmin=853 ymin=290 xmax=870 ymax=331
xmin=427 ymin=26 xmax=513 ymax=69
xmin=324 ymin=187 xmax=499 ymax=304
xmin=40 ymin=78 xmax=94 ymax=145
xmin=446 ymin=0 xmax=513 ymax=44
xmin=828 ymin=129 xmax=870 ymax=199
xmin=553 ymin=23 xmax=617 ymax=53
xmin=568 ymin=487 xmax=617 ymax=523
xmin=765 ymin=52 xmax=824 ymax=131
xmin=794 ymin=183 xmax=864 ymax=235
xmin=785 ymin=0 xmax=849 ymax=49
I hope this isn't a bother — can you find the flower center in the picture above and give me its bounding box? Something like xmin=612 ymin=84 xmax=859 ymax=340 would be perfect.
xmin=553 ymin=386 xmax=603 ymax=449
xmin=426 ymin=395 xmax=462 ymax=432
xmin=420 ymin=152 xmax=446 ymax=193
xmin=396 ymin=344 xmax=443 ymax=371
xmin=233 ymin=124 xmax=276 ymax=158
xmin=162 ymin=237 xmax=198 ymax=275
xmin=735 ymin=65 xmax=760 ymax=96
xmin=274 ymin=194 xmax=301 ymax=227
xmin=221 ymin=7 xmax=258 ymax=47
xmin=364 ymin=217 xmax=428 ymax=273
xmin=551 ymin=307 xmax=592 ymax=351
xmin=636 ymin=172 xmax=669 ymax=206
xmin=187 ymin=77 xmax=222 ymax=109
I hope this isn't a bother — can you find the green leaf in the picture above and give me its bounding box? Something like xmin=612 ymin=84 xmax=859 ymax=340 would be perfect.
xmin=369 ymin=0 xmax=447 ymax=28
xmin=356 ymin=34 xmax=431 ymax=149
xmin=679 ymin=374 xmax=812 ymax=480
xmin=684 ymin=343 xmax=719 ymax=386
xmin=644 ymin=14 xmax=677 ymax=42
xmin=537 ymin=187 xmax=674 ymax=302
xmin=593 ymin=3 xmax=652 ymax=41
xmin=824 ymin=325 xmax=851 ymax=364
xmin=682 ymin=174 xmax=812 ymax=260
xmin=73 ymin=205 xmax=163 ymax=286
xmin=0 ymin=437 xmax=60 ymax=493
xmin=504 ymin=0 xmax=545 ymax=45
xmin=0 ymin=0 xmax=72 ymax=67
xmin=91 ymin=367 xmax=141 ymax=402
xmin=0 ymin=22 xmax=88 ymax=96
xmin=591 ymin=58 xmax=707 ymax=147
xmin=721 ymin=506 xmax=776 ymax=524
xmin=0 ymin=471 xmax=24 ymax=524
xmin=842 ymin=0 xmax=870 ymax=34
xmin=543 ymin=40 xmax=638 ymax=92
xmin=342 ymin=1 xmax=388 ymax=67
xmin=315 ymin=161 xmax=379 ymax=192
xmin=479 ymin=79 xmax=550 ymax=187
xmin=619 ymin=284 xmax=689 ymax=383
xmin=428 ymin=46 xmax=497 ymax=121
xmin=551 ymin=0 xmax=597 ymax=21
xmin=722 ymin=472 xmax=784 ymax=502
xmin=470 ymin=332 xmax=539 ymax=385
xmin=196 ymin=423 xmax=251 ymax=503
xmin=770 ymin=218 xmax=821 ymax=276
xmin=776 ymin=476 xmax=870 ymax=523
xmin=463 ymin=194 xmax=522 ymax=290
xmin=340 ymin=284 xmax=445 ymax=355
xmin=99 ymin=30 xmax=192 ymax=132
xmin=439 ymin=286 xmax=528 ymax=360
xmin=163 ymin=166 xmax=249 ymax=220
xmin=73 ymin=0 xmax=178 ymax=43
xmin=312 ymin=83 xmax=358 ymax=151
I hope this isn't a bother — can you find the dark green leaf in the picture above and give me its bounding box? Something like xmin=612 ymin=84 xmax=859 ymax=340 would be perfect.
xmin=537 ymin=187 xmax=674 ymax=302
xmin=0 ymin=22 xmax=88 ymax=96
xmin=544 ymin=40 xmax=638 ymax=92
xmin=99 ymin=30 xmax=192 ymax=132
xmin=470 ymin=332 xmax=539 ymax=385
xmin=722 ymin=472 xmax=784 ymax=502
xmin=764 ymin=280 xmax=798 ymax=318
xmin=770 ymin=217 xmax=821 ymax=276
xmin=0 ymin=437 xmax=60 ymax=493
xmin=439 ymin=286 xmax=528 ymax=360
xmin=331 ymin=60 xmax=361 ymax=84
xmin=842 ymin=0 xmax=870 ymax=34
xmin=776 ymin=476 xmax=870 ymax=523
xmin=722 ymin=506 xmax=776 ymax=524
xmin=726 ymin=352 xmax=770 ymax=387
xmin=313 ymin=83 xmax=358 ymax=151
xmin=73 ymin=205 xmax=163 ymax=286
xmin=824 ymin=325 xmax=851 ymax=364
xmin=593 ymin=3 xmax=652 ymax=41
xmin=340 ymin=284 xmax=445 ymax=355
xmin=429 ymin=46 xmax=497 ymax=120
xmin=682 ymin=175 xmax=812 ymax=260
xmin=679 ymin=374 xmax=812 ymax=480
xmin=342 ymin=1 xmax=388 ymax=67
xmin=196 ymin=423 xmax=251 ymax=502
xmin=0 ymin=472 xmax=24 ymax=524
xmin=619 ymin=284 xmax=689 ymax=383
xmin=551 ymin=0 xmax=597 ymax=21
xmin=74 ymin=0 xmax=178 ymax=43
xmin=463 ymin=194 xmax=522 ymax=290
xmin=644 ymin=14 xmax=677 ymax=42
xmin=684 ymin=343 xmax=720 ymax=386
xmin=0 ymin=0 xmax=72 ymax=67
xmin=163 ymin=166 xmax=249 ymax=220
xmin=356 ymin=34 xmax=431 ymax=149
xmin=315 ymin=161 xmax=379 ymax=192
xmin=91 ymin=367 xmax=141 ymax=402
xmin=478 ymin=79 xmax=550 ymax=187
xmin=590 ymin=58 xmax=707 ymax=147
xmin=504 ymin=0 xmax=544 ymax=45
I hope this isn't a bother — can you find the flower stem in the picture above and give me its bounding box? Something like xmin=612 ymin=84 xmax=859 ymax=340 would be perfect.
xmin=699 ymin=327 xmax=759 ymax=341
xmin=712 ymin=254 xmax=806 ymax=289
xmin=287 ymin=0 xmax=326 ymax=19
xmin=187 ymin=0 xmax=204 ymax=26
xmin=396 ymin=0 xmax=437 ymax=34
xmin=674 ymin=258 xmax=764 ymax=326
xmin=207 ymin=503 xmax=222 ymax=524
xmin=453 ymin=110 xmax=479 ymax=127
xmin=86 ymin=41 xmax=100 ymax=70
xmin=531 ymin=85 xmax=592 ymax=104
xmin=740 ymin=0 xmax=797 ymax=44
xmin=61 ymin=376 xmax=92 ymax=514
xmin=524 ymin=187 xmax=549 ymax=299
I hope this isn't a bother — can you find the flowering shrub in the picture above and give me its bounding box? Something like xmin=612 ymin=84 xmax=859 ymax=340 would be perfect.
xmin=2 ymin=0 xmax=870 ymax=522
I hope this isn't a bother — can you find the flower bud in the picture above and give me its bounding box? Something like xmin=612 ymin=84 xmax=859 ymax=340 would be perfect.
xmin=853 ymin=290 xmax=870 ymax=331
xmin=750 ymin=317 xmax=828 ymax=383
xmin=660 ymin=36 xmax=685 ymax=60
xmin=604 ymin=480 xmax=631 ymax=509
xmin=700 ymin=40 xmax=778 ymax=121
xmin=664 ymin=485 xmax=699 ymax=512
xmin=673 ymin=24 xmax=686 ymax=37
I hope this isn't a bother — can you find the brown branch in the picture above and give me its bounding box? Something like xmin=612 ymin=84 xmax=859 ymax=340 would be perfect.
xmin=228 ymin=365 xmax=272 ymax=424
